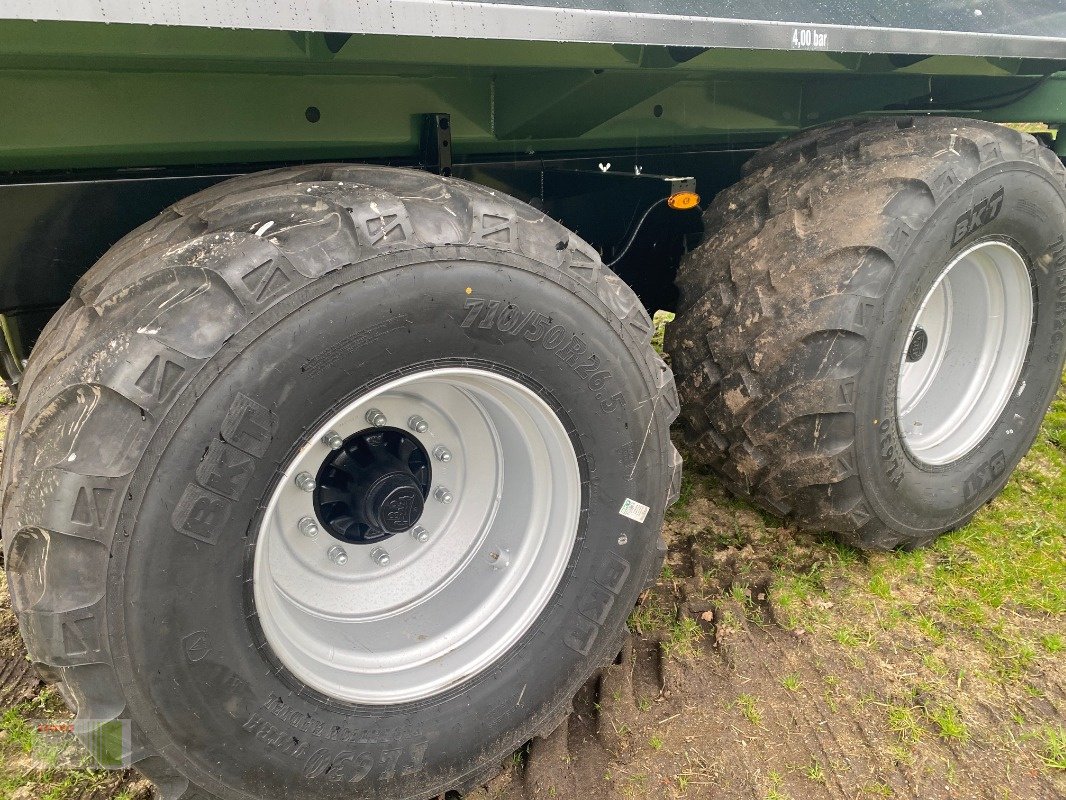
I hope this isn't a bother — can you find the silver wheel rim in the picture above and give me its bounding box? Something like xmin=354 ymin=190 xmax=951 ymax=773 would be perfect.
xmin=253 ymin=367 xmax=581 ymax=705
xmin=897 ymin=240 xmax=1033 ymax=466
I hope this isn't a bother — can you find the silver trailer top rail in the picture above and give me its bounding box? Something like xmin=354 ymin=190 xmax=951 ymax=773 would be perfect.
xmin=4 ymin=1 xmax=1066 ymax=59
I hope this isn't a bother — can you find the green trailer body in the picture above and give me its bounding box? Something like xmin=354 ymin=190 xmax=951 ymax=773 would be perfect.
xmin=0 ymin=8 xmax=1064 ymax=366
xmin=0 ymin=20 xmax=1064 ymax=173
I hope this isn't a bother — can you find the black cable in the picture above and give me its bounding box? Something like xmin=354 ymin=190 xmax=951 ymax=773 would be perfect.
xmin=962 ymin=74 xmax=1054 ymax=111
xmin=885 ymin=74 xmax=1053 ymax=112
xmin=605 ymin=197 xmax=668 ymax=269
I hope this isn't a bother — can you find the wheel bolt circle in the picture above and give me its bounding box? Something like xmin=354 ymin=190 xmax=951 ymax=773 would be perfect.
xmin=408 ymin=415 xmax=429 ymax=434
xmin=434 ymin=486 xmax=453 ymax=504
xmin=295 ymin=472 xmax=316 ymax=492
xmin=322 ymin=430 xmax=344 ymax=450
xmin=298 ymin=516 xmax=319 ymax=537
xmin=433 ymin=445 xmax=452 ymax=463
xmin=327 ymin=545 xmax=349 ymax=565
xmin=365 ymin=408 xmax=387 ymax=427
xmin=412 ymin=526 xmax=430 ymax=543
xmin=371 ymin=547 xmax=391 ymax=566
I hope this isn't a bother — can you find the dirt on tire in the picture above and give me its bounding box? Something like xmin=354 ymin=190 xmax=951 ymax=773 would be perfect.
xmin=666 ymin=116 xmax=1066 ymax=550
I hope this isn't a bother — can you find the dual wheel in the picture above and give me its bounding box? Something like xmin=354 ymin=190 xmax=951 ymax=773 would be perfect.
xmin=667 ymin=117 xmax=1066 ymax=549
xmin=3 ymin=118 xmax=1064 ymax=799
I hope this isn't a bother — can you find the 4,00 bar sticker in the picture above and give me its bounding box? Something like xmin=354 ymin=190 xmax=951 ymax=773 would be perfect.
xmin=790 ymin=27 xmax=828 ymax=49
xmin=619 ymin=498 xmax=650 ymax=523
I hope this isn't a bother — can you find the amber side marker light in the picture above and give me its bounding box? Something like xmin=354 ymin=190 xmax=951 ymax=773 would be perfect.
xmin=667 ymin=191 xmax=700 ymax=210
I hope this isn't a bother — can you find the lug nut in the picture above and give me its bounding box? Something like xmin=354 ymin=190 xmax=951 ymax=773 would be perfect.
xmin=365 ymin=408 xmax=387 ymax=427
xmin=371 ymin=547 xmax=391 ymax=566
xmin=433 ymin=445 xmax=453 ymax=463
xmin=408 ymin=415 xmax=430 ymax=434
xmin=322 ymin=430 xmax=344 ymax=450
xmin=434 ymin=486 xmax=453 ymax=504
xmin=298 ymin=516 xmax=320 ymax=537
xmin=327 ymin=545 xmax=349 ymax=565
xmin=295 ymin=472 xmax=316 ymax=492
xmin=411 ymin=526 xmax=430 ymax=543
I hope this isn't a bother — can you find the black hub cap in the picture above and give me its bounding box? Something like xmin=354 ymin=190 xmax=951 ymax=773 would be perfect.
xmin=906 ymin=327 xmax=929 ymax=363
xmin=314 ymin=428 xmax=431 ymax=544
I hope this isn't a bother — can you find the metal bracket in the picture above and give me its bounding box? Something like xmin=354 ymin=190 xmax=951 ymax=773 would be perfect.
xmin=535 ymin=168 xmax=696 ymax=201
xmin=420 ymin=113 xmax=453 ymax=176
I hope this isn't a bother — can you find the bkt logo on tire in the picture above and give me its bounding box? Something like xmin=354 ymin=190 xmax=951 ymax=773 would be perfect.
xmin=952 ymin=186 xmax=1004 ymax=246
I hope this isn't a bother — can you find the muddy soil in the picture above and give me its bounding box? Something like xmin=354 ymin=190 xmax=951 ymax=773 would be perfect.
xmin=464 ymin=462 xmax=1066 ymax=800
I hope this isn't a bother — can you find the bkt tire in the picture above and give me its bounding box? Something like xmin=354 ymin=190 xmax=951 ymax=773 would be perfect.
xmin=1 ymin=165 xmax=680 ymax=798
xmin=667 ymin=117 xmax=1066 ymax=550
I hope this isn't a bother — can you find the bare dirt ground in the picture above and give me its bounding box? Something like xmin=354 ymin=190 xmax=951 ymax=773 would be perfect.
xmin=1 ymin=383 xmax=1064 ymax=800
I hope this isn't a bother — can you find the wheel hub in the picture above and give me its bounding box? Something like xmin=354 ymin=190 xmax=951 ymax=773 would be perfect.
xmin=897 ymin=240 xmax=1033 ymax=466
xmin=314 ymin=428 xmax=430 ymax=544
xmin=252 ymin=368 xmax=581 ymax=705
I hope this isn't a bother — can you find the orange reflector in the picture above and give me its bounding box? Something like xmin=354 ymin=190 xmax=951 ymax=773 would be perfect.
xmin=667 ymin=191 xmax=700 ymax=210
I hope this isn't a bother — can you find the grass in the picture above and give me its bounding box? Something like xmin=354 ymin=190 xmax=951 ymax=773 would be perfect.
xmin=1038 ymin=726 xmax=1066 ymax=771
xmin=736 ymin=693 xmax=761 ymax=725
xmin=0 ymin=704 xmax=37 ymax=753
xmin=661 ymin=616 xmax=704 ymax=660
xmin=928 ymin=705 xmax=969 ymax=743
xmin=857 ymin=782 xmax=893 ymax=798
xmin=781 ymin=675 xmax=802 ymax=692
xmin=628 ymin=590 xmax=704 ymax=661
xmin=771 ymin=383 xmax=1066 ymax=671
xmin=651 ymin=310 xmax=675 ymax=354
xmin=887 ymin=705 xmax=923 ymax=745
xmin=0 ymin=687 xmax=143 ymax=800
xmin=805 ymin=758 xmax=826 ymax=784
xmin=1040 ymin=633 xmax=1063 ymax=653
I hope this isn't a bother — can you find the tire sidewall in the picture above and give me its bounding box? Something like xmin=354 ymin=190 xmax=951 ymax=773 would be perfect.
xmin=110 ymin=249 xmax=670 ymax=799
xmin=856 ymin=162 xmax=1066 ymax=536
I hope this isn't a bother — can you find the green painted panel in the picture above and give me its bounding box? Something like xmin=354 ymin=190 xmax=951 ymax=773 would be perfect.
xmin=0 ymin=20 xmax=1063 ymax=172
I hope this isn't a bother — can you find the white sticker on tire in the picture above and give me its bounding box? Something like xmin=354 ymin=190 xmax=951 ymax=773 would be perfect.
xmin=618 ymin=498 xmax=650 ymax=523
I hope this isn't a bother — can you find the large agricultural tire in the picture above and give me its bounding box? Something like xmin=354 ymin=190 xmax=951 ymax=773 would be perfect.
xmin=0 ymin=165 xmax=681 ymax=799
xmin=667 ymin=117 xmax=1066 ymax=550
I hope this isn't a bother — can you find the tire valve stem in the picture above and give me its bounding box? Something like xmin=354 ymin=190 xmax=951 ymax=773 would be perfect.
xmin=433 ymin=445 xmax=452 ymax=463
xmin=295 ymin=472 xmax=316 ymax=492
xmin=327 ymin=545 xmax=349 ymax=565
xmin=365 ymin=408 xmax=388 ymax=427
xmin=370 ymin=547 xmax=391 ymax=566
xmin=488 ymin=548 xmax=510 ymax=570
xmin=298 ymin=516 xmax=320 ymax=537
xmin=408 ymin=415 xmax=430 ymax=434
xmin=434 ymin=486 xmax=453 ymax=504
xmin=322 ymin=430 xmax=344 ymax=450
xmin=412 ymin=526 xmax=430 ymax=543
